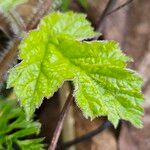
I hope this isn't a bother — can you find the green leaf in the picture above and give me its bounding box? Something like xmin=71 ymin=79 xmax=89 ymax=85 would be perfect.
xmin=39 ymin=11 xmax=99 ymax=40
xmin=7 ymin=12 xmax=143 ymax=128
xmin=0 ymin=99 xmax=44 ymax=149
xmin=0 ymin=0 xmax=27 ymax=12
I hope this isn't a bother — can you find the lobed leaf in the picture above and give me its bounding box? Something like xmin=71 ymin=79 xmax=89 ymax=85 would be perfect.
xmin=7 ymin=12 xmax=143 ymax=127
xmin=39 ymin=11 xmax=99 ymax=40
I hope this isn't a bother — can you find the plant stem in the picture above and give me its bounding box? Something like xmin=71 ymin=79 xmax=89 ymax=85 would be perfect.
xmin=48 ymin=92 xmax=73 ymax=150
xmin=59 ymin=82 xmax=75 ymax=150
xmin=0 ymin=38 xmax=20 ymax=83
xmin=8 ymin=10 xmax=26 ymax=32
xmin=60 ymin=121 xmax=112 ymax=149
xmin=96 ymin=0 xmax=134 ymax=33
xmin=106 ymin=0 xmax=134 ymax=16
xmin=96 ymin=0 xmax=117 ymax=32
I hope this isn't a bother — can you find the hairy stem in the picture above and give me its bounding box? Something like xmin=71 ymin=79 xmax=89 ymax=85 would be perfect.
xmin=8 ymin=10 xmax=26 ymax=32
xmin=0 ymin=38 xmax=20 ymax=83
xmin=48 ymin=92 xmax=73 ymax=150
xmin=26 ymin=0 xmax=52 ymax=31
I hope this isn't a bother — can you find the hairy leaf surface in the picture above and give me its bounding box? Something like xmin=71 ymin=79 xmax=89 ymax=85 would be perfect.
xmin=39 ymin=11 xmax=98 ymax=40
xmin=7 ymin=12 xmax=143 ymax=127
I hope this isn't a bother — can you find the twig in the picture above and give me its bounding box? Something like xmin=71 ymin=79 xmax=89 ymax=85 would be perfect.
xmin=48 ymin=92 xmax=73 ymax=150
xmin=96 ymin=0 xmax=117 ymax=32
xmin=60 ymin=121 xmax=112 ymax=149
xmin=96 ymin=0 xmax=134 ymax=34
xmin=106 ymin=0 xmax=134 ymax=16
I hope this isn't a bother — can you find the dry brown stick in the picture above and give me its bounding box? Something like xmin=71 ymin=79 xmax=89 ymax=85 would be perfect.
xmin=48 ymin=93 xmax=73 ymax=150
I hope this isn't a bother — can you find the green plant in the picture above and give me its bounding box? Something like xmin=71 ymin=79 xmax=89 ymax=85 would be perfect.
xmin=0 ymin=98 xmax=44 ymax=150
xmin=7 ymin=11 xmax=143 ymax=128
